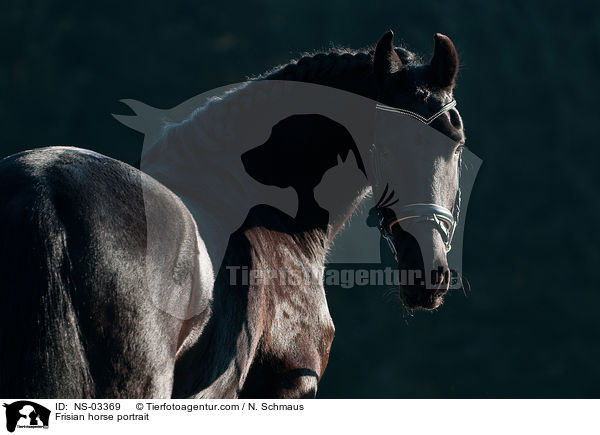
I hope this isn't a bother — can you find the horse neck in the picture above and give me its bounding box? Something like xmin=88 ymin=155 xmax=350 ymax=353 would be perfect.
xmin=170 ymin=55 xmax=379 ymax=397
xmin=262 ymin=52 xmax=378 ymax=236
xmin=145 ymin=54 xmax=378 ymax=272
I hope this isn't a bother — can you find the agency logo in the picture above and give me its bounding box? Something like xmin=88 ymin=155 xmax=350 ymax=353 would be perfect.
xmin=3 ymin=401 xmax=50 ymax=433
xmin=113 ymin=81 xmax=482 ymax=317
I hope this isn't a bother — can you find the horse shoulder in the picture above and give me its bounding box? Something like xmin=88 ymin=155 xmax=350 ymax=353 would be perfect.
xmin=238 ymin=215 xmax=335 ymax=398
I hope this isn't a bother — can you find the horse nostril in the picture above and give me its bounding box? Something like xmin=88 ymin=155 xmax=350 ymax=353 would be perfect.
xmin=434 ymin=267 xmax=451 ymax=294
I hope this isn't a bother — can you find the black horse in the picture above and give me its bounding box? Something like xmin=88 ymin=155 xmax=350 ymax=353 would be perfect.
xmin=0 ymin=31 xmax=464 ymax=398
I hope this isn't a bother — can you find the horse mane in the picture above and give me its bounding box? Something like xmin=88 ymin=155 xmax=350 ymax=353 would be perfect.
xmin=155 ymin=45 xmax=421 ymax=151
xmin=256 ymin=46 xmax=421 ymax=83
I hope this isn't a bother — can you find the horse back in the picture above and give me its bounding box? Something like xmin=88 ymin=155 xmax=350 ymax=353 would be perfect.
xmin=0 ymin=147 xmax=209 ymax=398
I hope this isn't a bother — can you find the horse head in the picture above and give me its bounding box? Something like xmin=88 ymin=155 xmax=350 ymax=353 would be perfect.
xmin=370 ymin=31 xmax=465 ymax=310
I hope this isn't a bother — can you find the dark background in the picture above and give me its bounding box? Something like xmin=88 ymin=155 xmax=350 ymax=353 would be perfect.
xmin=1 ymin=1 xmax=598 ymax=397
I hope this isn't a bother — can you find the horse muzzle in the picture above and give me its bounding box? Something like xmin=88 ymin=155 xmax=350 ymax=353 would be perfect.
xmin=385 ymin=210 xmax=454 ymax=310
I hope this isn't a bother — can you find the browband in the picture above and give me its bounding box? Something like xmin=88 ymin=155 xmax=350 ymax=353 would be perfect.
xmin=375 ymin=100 xmax=457 ymax=125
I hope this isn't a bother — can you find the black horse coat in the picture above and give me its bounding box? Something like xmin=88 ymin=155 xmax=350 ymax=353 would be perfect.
xmin=0 ymin=147 xmax=204 ymax=397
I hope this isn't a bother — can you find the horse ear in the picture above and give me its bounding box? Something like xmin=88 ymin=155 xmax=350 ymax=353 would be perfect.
xmin=429 ymin=33 xmax=459 ymax=89
xmin=374 ymin=30 xmax=403 ymax=81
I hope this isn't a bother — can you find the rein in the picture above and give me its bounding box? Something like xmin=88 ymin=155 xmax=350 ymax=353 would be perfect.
xmin=369 ymin=100 xmax=461 ymax=258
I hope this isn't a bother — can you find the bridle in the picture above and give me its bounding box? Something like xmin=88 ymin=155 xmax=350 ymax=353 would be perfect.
xmin=369 ymin=99 xmax=461 ymax=259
